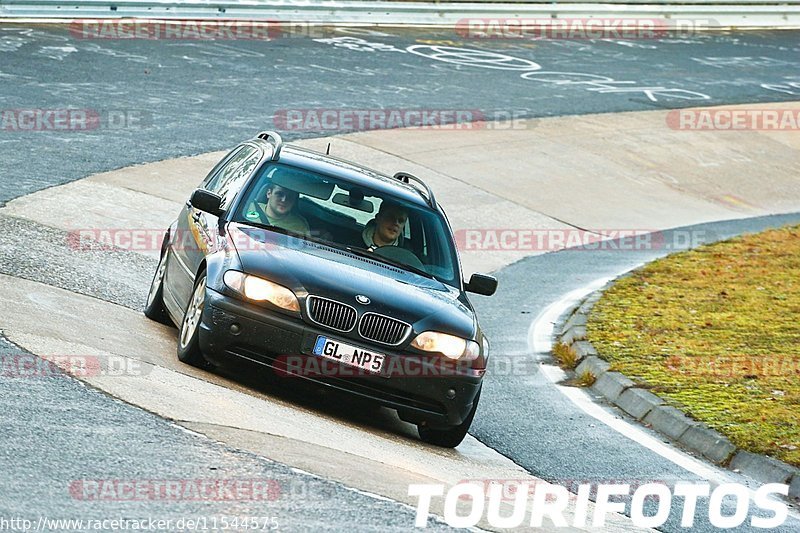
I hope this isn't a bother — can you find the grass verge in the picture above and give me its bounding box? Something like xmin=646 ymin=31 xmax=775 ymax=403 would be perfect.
xmin=552 ymin=341 xmax=578 ymax=369
xmin=587 ymin=225 xmax=800 ymax=467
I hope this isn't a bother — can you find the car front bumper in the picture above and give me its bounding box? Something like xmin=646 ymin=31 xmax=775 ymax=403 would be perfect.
xmin=198 ymin=288 xmax=482 ymax=428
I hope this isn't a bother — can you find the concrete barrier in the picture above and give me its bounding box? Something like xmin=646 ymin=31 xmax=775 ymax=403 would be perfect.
xmin=1 ymin=0 xmax=799 ymax=29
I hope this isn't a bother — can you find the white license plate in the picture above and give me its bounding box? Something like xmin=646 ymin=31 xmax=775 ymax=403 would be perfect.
xmin=312 ymin=336 xmax=385 ymax=374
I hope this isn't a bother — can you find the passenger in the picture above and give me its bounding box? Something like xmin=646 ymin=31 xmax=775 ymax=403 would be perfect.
xmin=244 ymin=183 xmax=310 ymax=236
xmin=362 ymin=200 xmax=408 ymax=251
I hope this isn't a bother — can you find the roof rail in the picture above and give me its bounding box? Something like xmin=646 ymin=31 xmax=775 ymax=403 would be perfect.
xmin=256 ymin=131 xmax=283 ymax=160
xmin=393 ymin=172 xmax=437 ymax=209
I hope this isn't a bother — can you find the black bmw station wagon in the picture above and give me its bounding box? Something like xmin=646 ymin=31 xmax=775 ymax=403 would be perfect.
xmin=144 ymin=132 xmax=497 ymax=447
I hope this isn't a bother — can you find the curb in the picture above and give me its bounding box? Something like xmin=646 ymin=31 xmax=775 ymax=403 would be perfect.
xmin=558 ymin=287 xmax=800 ymax=502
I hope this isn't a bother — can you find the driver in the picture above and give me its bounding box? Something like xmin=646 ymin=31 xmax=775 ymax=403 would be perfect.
xmin=362 ymin=200 xmax=407 ymax=251
xmin=244 ymin=183 xmax=310 ymax=236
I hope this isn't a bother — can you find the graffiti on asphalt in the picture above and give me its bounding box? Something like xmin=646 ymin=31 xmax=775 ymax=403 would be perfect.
xmin=406 ymin=45 xmax=542 ymax=71
xmin=313 ymin=38 xmax=710 ymax=102
xmin=313 ymin=36 xmax=407 ymax=54
xmin=761 ymin=80 xmax=800 ymax=95
xmin=691 ymin=56 xmax=795 ymax=69
xmin=520 ymin=71 xmax=710 ymax=101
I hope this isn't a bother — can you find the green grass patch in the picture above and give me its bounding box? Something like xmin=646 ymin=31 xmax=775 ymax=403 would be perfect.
xmin=587 ymin=225 xmax=800 ymax=466
xmin=552 ymin=341 xmax=579 ymax=369
xmin=574 ymin=370 xmax=597 ymax=388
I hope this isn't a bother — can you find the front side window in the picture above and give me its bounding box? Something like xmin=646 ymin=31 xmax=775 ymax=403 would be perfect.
xmin=232 ymin=163 xmax=459 ymax=286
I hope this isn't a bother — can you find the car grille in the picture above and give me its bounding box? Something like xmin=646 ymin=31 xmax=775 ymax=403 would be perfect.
xmin=358 ymin=313 xmax=411 ymax=346
xmin=307 ymin=296 xmax=357 ymax=332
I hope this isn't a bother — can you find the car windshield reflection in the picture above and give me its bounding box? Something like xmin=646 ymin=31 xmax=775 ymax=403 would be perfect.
xmin=232 ymin=163 xmax=459 ymax=286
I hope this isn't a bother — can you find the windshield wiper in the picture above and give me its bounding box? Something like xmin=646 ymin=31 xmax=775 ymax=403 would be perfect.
xmin=344 ymin=246 xmax=435 ymax=280
xmin=236 ymin=220 xmax=316 ymax=242
xmin=236 ymin=220 xmax=289 ymax=236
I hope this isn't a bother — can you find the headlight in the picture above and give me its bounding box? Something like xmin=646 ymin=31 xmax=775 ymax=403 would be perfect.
xmin=223 ymin=271 xmax=300 ymax=313
xmin=411 ymin=331 xmax=480 ymax=361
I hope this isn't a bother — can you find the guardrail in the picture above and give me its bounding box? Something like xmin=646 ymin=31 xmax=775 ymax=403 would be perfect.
xmin=1 ymin=0 xmax=799 ymax=28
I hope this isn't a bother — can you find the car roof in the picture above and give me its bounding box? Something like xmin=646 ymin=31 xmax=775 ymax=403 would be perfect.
xmin=255 ymin=141 xmax=433 ymax=209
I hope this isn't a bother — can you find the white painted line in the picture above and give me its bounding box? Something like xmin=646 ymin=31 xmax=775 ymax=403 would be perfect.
xmin=528 ymin=277 xmax=800 ymax=518
xmin=539 ymin=362 xmax=730 ymax=484
xmin=527 ymin=274 xmax=736 ymax=483
xmin=528 ymin=275 xmax=617 ymax=357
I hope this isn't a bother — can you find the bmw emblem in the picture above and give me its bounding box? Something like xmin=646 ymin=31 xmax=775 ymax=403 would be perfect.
xmin=355 ymin=295 xmax=371 ymax=305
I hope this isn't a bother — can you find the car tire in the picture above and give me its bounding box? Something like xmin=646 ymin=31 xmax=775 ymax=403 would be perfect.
xmin=144 ymin=249 xmax=173 ymax=326
xmin=418 ymin=389 xmax=480 ymax=448
xmin=177 ymin=272 xmax=209 ymax=368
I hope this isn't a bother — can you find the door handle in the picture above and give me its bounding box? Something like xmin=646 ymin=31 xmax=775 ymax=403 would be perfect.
xmin=191 ymin=211 xmax=202 ymax=223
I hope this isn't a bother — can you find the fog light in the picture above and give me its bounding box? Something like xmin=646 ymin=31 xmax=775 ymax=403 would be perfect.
xmin=230 ymin=323 xmax=241 ymax=335
xmin=446 ymin=389 xmax=456 ymax=400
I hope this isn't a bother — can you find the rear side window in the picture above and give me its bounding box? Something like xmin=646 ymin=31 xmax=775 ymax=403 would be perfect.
xmin=201 ymin=146 xmax=244 ymax=189
xmin=206 ymin=145 xmax=262 ymax=209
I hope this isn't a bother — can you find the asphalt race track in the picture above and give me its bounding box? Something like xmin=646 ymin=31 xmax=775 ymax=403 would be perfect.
xmin=1 ymin=24 xmax=800 ymax=532
xmin=471 ymin=214 xmax=800 ymax=532
xmin=1 ymin=26 xmax=800 ymax=201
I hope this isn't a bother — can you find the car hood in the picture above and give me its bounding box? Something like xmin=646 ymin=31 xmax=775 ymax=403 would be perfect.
xmin=228 ymin=223 xmax=476 ymax=338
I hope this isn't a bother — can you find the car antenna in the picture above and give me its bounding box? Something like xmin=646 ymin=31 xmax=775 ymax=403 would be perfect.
xmin=326 ymin=143 xmax=331 ymax=155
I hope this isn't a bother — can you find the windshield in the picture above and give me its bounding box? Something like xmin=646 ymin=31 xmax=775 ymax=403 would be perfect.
xmin=232 ymin=162 xmax=461 ymax=286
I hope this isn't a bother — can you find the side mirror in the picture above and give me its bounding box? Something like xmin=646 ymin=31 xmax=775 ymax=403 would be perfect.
xmin=190 ymin=189 xmax=224 ymax=217
xmin=465 ymin=273 xmax=498 ymax=296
